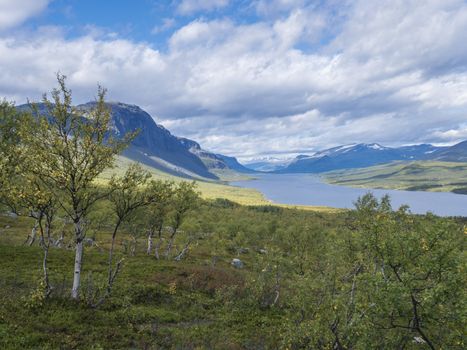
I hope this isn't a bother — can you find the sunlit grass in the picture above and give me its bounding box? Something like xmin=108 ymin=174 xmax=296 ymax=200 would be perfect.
xmin=98 ymin=155 xmax=338 ymax=210
xmin=324 ymin=161 xmax=467 ymax=194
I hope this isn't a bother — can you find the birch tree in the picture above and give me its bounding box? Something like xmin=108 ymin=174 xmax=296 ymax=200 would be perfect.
xmin=104 ymin=163 xmax=152 ymax=298
xmin=164 ymin=181 xmax=199 ymax=259
xmin=0 ymin=101 xmax=28 ymax=214
xmin=28 ymin=75 xmax=134 ymax=299
xmin=144 ymin=180 xmax=175 ymax=258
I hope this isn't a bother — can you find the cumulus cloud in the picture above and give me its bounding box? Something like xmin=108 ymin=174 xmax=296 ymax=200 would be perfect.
xmin=176 ymin=0 xmax=229 ymax=15
xmin=0 ymin=0 xmax=466 ymax=158
xmin=0 ymin=0 xmax=51 ymax=30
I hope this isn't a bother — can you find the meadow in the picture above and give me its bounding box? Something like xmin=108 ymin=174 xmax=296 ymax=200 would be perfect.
xmin=324 ymin=161 xmax=467 ymax=194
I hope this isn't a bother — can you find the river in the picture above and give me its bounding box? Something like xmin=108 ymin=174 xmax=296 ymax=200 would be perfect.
xmin=231 ymin=174 xmax=467 ymax=217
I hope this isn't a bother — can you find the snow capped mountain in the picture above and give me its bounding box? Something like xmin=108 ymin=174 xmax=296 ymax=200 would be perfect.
xmin=279 ymin=142 xmax=461 ymax=173
xmin=245 ymin=156 xmax=293 ymax=172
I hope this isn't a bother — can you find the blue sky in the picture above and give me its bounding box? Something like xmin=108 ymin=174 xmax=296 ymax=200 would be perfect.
xmin=1 ymin=0 xmax=467 ymax=160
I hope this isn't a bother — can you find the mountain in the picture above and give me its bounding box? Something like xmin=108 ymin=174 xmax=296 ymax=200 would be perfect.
xmin=430 ymin=140 xmax=467 ymax=162
xmin=245 ymin=157 xmax=291 ymax=172
xmin=18 ymin=102 xmax=218 ymax=180
xmin=18 ymin=101 xmax=258 ymax=179
xmin=177 ymin=137 xmax=227 ymax=170
xmin=279 ymin=142 xmax=463 ymax=173
xmin=215 ymin=154 xmax=256 ymax=173
xmin=177 ymin=137 xmax=256 ymax=173
xmin=78 ymin=102 xmax=219 ymax=179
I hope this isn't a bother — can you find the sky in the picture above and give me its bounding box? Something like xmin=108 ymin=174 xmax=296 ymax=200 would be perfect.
xmin=0 ymin=0 xmax=466 ymax=161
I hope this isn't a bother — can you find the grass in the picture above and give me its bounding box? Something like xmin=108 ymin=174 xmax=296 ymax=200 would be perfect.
xmin=99 ymin=156 xmax=268 ymax=205
xmin=0 ymin=203 xmax=463 ymax=348
xmin=0 ymin=215 xmax=243 ymax=348
xmin=100 ymin=155 xmax=340 ymax=210
xmin=0 ymin=206 xmax=343 ymax=349
xmin=323 ymin=161 xmax=467 ymax=194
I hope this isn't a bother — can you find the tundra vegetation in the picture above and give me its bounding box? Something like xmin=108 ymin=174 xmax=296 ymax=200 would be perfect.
xmin=0 ymin=78 xmax=465 ymax=349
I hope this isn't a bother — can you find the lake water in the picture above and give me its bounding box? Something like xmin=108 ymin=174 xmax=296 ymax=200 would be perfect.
xmin=231 ymin=174 xmax=467 ymax=217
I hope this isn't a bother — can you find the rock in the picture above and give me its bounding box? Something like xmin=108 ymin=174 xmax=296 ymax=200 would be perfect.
xmin=238 ymin=247 xmax=249 ymax=254
xmin=231 ymin=258 xmax=244 ymax=269
xmin=7 ymin=212 xmax=18 ymax=219
xmin=83 ymin=238 xmax=95 ymax=246
xmin=258 ymin=249 xmax=267 ymax=254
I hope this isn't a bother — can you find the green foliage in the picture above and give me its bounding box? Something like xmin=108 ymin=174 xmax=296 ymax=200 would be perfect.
xmin=0 ymin=79 xmax=464 ymax=349
xmin=0 ymin=100 xmax=32 ymax=213
xmin=26 ymin=75 xmax=134 ymax=219
xmin=0 ymin=195 xmax=465 ymax=348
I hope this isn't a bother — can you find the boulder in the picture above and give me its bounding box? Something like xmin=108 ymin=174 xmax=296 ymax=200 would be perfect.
xmin=231 ymin=258 xmax=244 ymax=269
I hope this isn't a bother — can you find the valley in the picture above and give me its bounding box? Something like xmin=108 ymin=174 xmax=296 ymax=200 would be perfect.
xmin=2 ymin=2 xmax=467 ymax=348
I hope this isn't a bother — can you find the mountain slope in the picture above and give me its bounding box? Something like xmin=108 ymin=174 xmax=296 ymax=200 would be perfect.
xmin=324 ymin=161 xmax=467 ymax=194
xmin=245 ymin=157 xmax=291 ymax=172
xmin=280 ymin=142 xmax=466 ymax=173
xmin=430 ymin=140 xmax=467 ymax=162
xmin=177 ymin=137 xmax=227 ymax=170
xmin=215 ymin=154 xmax=256 ymax=173
xmin=19 ymin=101 xmax=218 ymax=179
xmin=80 ymin=102 xmax=219 ymax=180
xmin=282 ymin=143 xmax=406 ymax=173
xmin=177 ymin=137 xmax=256 ymax=173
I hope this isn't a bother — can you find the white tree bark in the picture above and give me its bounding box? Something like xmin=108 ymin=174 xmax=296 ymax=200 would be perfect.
xmin=154 ymin=237 xmax=163 ymax=260
xmin=130 ymin=235 xmax=137 ymax=256
xmin=71 ymin=217 xmax=87 ymax=299
xmin=25 ymin=220 xmax=39 ymax=246
xmin=71 ymin=239 xmax=83 ymax=299
xmin=174 ymin=241 xmax=191 ymax=261
xmin=165 ymin=237 xmax=175 ymax=259
xmin=147 ymin=231 xmax=153 ymax=255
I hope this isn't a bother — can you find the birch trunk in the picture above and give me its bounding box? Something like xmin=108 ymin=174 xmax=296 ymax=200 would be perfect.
xmin=174 ymin=241 xmax=191 ymax=261
xmin=71 ymin=220 xmax=85 ymax=299
xmin=154 ymin=239 xmax=162 ymax=259
xmin=154 ymin=226 xmax=164 ymax=260
xmin=25 ymin=220 xmax=39 ymax=246
xmin=130 ymin=236 xmax=137 ymax=256
xmin=107 ymin=222 xmax=120 ymax=286
xmin=42 ymin=245 xmax=50 ymax=295
xmin=165 ymin=237 xmax=175 ymax=259
xmin=164 ymin=228 xmax=177 ymax=260
xmin=147 ymin=230 xmax=153 ymax=255
xmin=38 ymin=214 xmax=52 ymax=297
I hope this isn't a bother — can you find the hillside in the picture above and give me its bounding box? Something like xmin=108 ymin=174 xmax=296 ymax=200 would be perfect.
xmin=281 ymin=143 xmax=444 ymax=173
xmin=431 ymin=140 xmax=467 ymax=162
xmin=324 ymin=161 xmax=467 ymax=194
xmin=98 ymin=155 xmax=265 ymax=206
xmin=18 ymin=102 xmax=254 ymax=180
xmin=278 ymin=141 xmax=467 ymax=173
xmin=79 ymin=102 xmax=218 ymax=180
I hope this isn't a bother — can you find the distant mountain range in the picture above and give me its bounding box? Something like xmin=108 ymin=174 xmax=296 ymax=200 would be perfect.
xmin=279 ymin=142 xmax=467 ymax=173
xmin=245 ymin=157 xmax=290 ymax=172
xmin=17 ymin=102 xmax=467 ymax=178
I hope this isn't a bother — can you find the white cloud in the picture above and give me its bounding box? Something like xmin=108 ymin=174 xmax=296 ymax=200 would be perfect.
xmin=255 ymin=0 xmax=306 ymax=17
xmin=0 ymin=0 xmax=466 ymax=158
xmin=0 ymin=0 xmax=51 ymax=30
xmin=177 ymin=0 xmax=229 ymax=15
xmin=151 ymin=18 xmax=176 ymax=34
